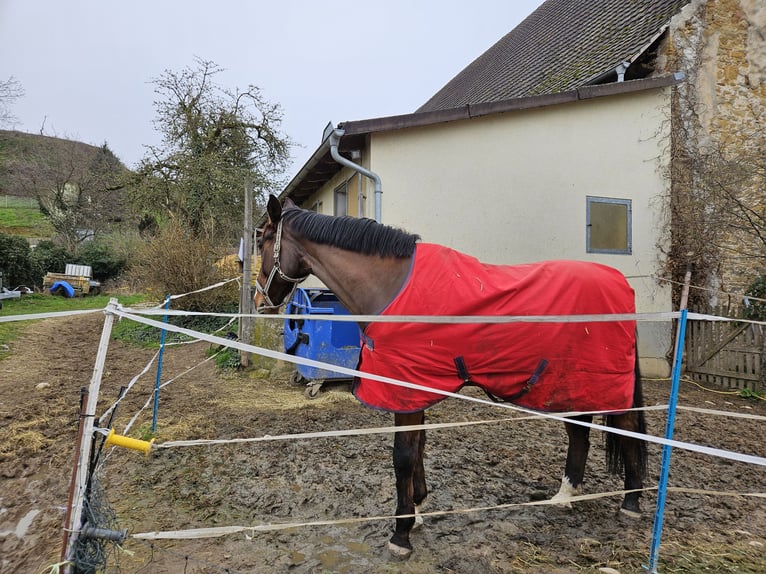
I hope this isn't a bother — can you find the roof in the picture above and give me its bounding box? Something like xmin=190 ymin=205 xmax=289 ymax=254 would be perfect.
xmin=418 ymin=0 xmax=690 ymax=112
xmin=274 ymin=0 xmax=689 ymax=216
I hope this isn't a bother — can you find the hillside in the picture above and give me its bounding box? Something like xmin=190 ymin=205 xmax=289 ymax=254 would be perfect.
xmin=0 ymin=130 xmax=128 ymax=196
xmin=0 ymin=130 xmax=130 ymax=239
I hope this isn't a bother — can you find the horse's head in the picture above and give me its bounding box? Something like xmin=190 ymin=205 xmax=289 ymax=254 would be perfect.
xmin=254 ymin=195 xmax=310 ymax=313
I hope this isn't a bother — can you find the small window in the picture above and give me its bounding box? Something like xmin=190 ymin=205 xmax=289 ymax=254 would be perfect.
xmin=334 ymin=182 xmax=347 ymax=216
xmin=586 ymin=196 xmax=632 ymax=254
xmin=310 ymin=200 xmax=323 ymax=213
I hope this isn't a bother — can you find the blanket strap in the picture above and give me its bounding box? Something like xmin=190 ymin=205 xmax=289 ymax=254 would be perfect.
xmin=454 ymin=355 xmax=501 ymax=403
xmin=454 ymin=356 xmax=549 ymax=403
xmin=503 ymin=359 xmax=548 ymax=402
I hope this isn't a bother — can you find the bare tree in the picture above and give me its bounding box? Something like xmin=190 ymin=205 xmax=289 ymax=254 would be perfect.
xmin=0 ymin=77 xmax=24 ymax=127
xmin=130 ymin=58 xmax=290 ymax=241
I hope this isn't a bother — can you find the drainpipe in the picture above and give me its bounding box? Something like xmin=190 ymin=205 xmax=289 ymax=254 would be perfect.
xmin=328 ymin=128 xmax=382 ymax=222
xmin=616 ymin=60 xmax=630 ymax=82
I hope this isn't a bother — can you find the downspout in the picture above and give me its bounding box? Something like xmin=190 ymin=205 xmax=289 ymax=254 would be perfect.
xmin=616 ymin=60 xmax=630 ymax=82
xmin=328 ymin=128 xmax=382 ymax=222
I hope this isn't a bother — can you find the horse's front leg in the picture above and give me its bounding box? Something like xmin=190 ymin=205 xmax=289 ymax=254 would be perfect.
xmin=388 ymin=410 xmax=426 ymax=557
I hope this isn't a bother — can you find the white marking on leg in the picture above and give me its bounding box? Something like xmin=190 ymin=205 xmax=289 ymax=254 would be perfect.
xmin=550 ymin=475 xmax=581 ymax=508
xmin=413 ymin=502 xmax=424 ymax=529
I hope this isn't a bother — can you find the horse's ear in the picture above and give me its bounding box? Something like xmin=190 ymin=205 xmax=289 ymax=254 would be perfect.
xmin=284 ymin=196 xmax=296 ymax=209
xmin=267 ymin=194 xmax=282 ymax=223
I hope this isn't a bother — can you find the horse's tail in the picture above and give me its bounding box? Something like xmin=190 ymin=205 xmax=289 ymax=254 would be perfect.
xmin=605 ymin=345 xmax=647 ymax=478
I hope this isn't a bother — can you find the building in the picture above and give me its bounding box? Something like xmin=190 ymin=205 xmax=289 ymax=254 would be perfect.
xmin=267 ymin=0 xmax=766 ymax=376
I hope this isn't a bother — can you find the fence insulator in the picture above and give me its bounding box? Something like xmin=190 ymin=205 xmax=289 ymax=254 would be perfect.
xmin=104 ymin=429 xmax=154 ymax=455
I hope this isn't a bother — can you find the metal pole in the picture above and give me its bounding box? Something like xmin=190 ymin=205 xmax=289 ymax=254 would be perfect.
xmin=240 ymin=183 xmax=253 ymax=367
xmin=151 ymin=295 xmax=171 ymax=433
xmin=62 ymin=299 xmax=118 ymax=574
xmin=60 ymin=388 xmax=88 ymax=566
xmin=646 ymin=266 xmax=692 ymax=572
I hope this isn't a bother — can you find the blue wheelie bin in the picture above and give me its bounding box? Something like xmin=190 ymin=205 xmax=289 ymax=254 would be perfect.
xmin=284 ymin=288 xmax=361 ymax=398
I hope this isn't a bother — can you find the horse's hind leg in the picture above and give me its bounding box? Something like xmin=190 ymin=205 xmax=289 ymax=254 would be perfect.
xmin=389 ymin=411 xmax=426 ymax=557
xmin=412 ymin=423 xmax=427 ymax=529
xmin=551 ymin=415 xmax=592 ymax=507
xmin=607 ymin=411 xmax=647 ymax=518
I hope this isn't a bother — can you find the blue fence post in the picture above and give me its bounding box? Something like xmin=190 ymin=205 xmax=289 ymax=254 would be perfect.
xmin=646 ymin=307 xmax=689 ymax=572
xmin=151 ymin=295 xmax=171 ymax=433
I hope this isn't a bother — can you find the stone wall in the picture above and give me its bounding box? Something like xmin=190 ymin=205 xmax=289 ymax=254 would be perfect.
xmin=667 ymin=0 xmax=766 ymax=299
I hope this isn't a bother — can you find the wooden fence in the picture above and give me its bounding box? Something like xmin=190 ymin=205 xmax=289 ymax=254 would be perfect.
xmin=684 ymin=305 xmax=764 ymax=392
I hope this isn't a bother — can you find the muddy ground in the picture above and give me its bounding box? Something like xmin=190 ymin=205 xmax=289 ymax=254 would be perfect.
xmin=1 ymin=310 xmax=765 ymax=573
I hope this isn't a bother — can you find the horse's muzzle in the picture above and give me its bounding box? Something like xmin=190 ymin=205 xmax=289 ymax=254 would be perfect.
xmin=254 ymin=292 xmax=281 ymax=314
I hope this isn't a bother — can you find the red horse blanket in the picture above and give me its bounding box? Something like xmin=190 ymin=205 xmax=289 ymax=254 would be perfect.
xmin=352 ymin=243 xmax=636 ymax=414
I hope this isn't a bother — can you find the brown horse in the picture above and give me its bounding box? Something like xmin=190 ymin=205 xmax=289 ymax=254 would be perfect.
xmin=254 ymin=195 xmax=647 ymax=557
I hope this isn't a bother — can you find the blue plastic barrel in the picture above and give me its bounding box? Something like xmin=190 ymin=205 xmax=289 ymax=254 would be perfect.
xmin=284 ymin=288 xmax=361 ymax=382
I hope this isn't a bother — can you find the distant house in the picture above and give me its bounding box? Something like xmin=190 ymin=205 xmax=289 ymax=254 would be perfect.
xmin=268 ymin=0 xmax=765 ymax=377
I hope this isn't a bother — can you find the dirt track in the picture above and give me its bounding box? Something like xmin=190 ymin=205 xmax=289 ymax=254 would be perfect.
xmin=1 ymin=311 xmax=765 ymax=573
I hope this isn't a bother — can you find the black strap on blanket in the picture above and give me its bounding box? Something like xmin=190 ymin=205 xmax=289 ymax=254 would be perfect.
xmin=454 ymin=356 xmax=548 ymax=403
xmin=504 ymin=358 xmax=549 ymax=402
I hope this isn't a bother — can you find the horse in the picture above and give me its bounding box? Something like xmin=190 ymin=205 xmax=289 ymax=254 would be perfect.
xmin=254 ymin=194 xmax=647 ymax=557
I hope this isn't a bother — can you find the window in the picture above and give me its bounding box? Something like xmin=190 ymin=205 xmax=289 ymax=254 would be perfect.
xmin=334 ymin=182 xmax=347 ymax=216
xmin=310 ymin=200 xmax=323 ymax=213
xmin=586 ymin=196 xmax=632 ymax=254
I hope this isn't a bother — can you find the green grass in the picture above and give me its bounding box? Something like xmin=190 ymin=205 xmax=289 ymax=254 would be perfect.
xmin=0 ymin=292 xmax=148 ymax=358
xmin=0 ymin=195 xmax=38 ymax=209
xmin=0 ymin=195 xmax=55 ymax=237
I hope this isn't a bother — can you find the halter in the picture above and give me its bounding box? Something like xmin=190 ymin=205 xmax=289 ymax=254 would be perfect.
xmin=255 ymin=219 xmax=309 ymax=310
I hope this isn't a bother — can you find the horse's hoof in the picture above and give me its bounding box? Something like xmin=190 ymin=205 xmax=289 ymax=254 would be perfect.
xmin=387 ymin=541 xmax=412 ymax=558
xmin=550 ymin=492 xmax=574 ymax=509
xmin=619 ymin=507 xmax=641 ymax=519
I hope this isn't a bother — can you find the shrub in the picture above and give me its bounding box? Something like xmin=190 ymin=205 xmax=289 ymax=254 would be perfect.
xmin=30 ymin=240 xmax=72 ymax=282
xmin=0 ymin=232 xmax=35 ymax=288
xmin=75 ymin=240 xmax=128 ymax=282
xmin=744 ymin=274 xmax=766 ymax=321
xmin=127 ymin=222 xmax=239 ymax=311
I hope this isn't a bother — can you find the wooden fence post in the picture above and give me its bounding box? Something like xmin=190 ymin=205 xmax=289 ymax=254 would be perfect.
xmin=240 ymin=183 xmax=253 ymax=367
xmin=61 ymin=299 xmax=118 ymax=573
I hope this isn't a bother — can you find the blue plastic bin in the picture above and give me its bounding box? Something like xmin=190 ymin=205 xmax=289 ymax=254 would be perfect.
xmin=284 ymin=288 xmax=361 ymax=396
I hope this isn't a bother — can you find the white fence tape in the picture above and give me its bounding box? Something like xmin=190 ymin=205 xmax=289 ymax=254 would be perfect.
xmin=120 ymin=307 xmax=679 ymax=324
xmin=0 ymin=308 xmax=103 ymax=322
xmin=131 ymin=487 xmax=766 ymax=541
xmin=111 ymin=305 xmax=766 ymax=468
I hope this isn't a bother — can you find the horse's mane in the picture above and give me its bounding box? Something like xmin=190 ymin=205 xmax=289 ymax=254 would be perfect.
xmin=281 ymin=207 xmax=420 ymax=258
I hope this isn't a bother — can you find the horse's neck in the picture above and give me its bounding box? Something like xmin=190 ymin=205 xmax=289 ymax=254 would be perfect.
xmin=300 ymin=242 xmax=411 ymax=316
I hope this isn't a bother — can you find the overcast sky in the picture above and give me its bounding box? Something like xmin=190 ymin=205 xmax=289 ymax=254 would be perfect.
xmin=0 ymin=0 xmax=543 ymax=178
